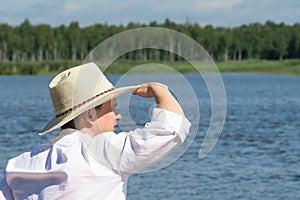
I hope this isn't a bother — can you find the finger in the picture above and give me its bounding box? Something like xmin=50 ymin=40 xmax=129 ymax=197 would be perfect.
xmin=132 ymin=83 xmax=147 ymax=94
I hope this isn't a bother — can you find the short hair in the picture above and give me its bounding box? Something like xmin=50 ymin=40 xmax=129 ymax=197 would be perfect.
xmin=61 ymin=119 xmax=76 ymax=129
xmin=60 ymin=104 xmax=102 ymax=130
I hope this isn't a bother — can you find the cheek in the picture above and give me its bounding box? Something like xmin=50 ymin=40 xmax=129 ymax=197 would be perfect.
xmin=98 ymin=112 xmax=116 ymax=130
xmin=102 ymin=112 xmax=115 ymax=123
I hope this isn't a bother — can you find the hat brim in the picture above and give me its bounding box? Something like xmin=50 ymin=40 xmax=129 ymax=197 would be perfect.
xmin=39 ymin=85 xmax=139 ymax=136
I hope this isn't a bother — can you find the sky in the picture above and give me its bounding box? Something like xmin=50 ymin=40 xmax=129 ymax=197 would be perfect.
xmin=0 ymin=0 xmax=299 ymax=27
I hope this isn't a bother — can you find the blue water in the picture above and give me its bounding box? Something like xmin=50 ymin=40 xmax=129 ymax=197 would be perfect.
xmin=0 ymin=73 xmax=300 ymax=199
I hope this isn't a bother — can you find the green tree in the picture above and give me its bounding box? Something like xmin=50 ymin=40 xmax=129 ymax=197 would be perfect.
xmin=18 ymin=19 xmax=35 ymax=60
xmin=68 ymin=22 xmax=81 ymax=60
xmin=215 ymin=27 xmax=232 ymax=61
xmin=54 ymin=25 xmax=69 ymax=60
xmin=0 ymin=23 xmax=12 ymax=61
xmin=34 ymin=24 xmax=55 ymax=61
xmin=287 ymin=24 xmax=300 ymax=58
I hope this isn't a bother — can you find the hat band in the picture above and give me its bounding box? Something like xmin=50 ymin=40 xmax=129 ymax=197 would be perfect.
xmin=56 ymin=87 xmax=115 ymax=118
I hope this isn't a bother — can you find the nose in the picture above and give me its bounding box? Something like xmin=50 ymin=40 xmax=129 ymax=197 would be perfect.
xmin=115 ymin=113 xmax=122 ymax=121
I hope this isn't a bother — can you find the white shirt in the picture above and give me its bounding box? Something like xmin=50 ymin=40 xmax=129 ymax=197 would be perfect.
xmin=0 ymin=108 xmax=190 ymax=200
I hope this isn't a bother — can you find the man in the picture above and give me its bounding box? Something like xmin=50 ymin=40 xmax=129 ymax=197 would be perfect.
xmin=0 ymin=62 xmax=191 ymax=199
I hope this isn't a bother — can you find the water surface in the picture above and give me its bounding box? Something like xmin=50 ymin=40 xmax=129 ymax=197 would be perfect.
xmin=0 ymin=73 xmax=299 ymax=199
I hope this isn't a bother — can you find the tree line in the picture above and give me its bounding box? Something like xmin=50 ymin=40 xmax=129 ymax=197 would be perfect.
xmin=0 ymin=19 xmax=299 ymax=63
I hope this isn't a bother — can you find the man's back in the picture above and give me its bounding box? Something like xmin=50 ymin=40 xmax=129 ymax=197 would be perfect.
xmin=1 ymin=108 xmax=190 ymax=199
xmin=2 ymin=130 xmax=128 ymax=200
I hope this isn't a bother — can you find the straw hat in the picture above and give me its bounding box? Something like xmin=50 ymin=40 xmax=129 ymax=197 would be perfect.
xmin=39 ymin=62 xmax=139 ymax=135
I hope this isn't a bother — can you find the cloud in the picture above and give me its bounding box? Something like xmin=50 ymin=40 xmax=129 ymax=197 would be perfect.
xmin=0 ymin=0 xmax=67 ymax=25
xmin=0 ymin=0 xmax=299 ymax=27
xmin=62 ymin=2 xmax=94 ymax=16
xmin=227 ymin=0 xmax=300 ymax=26
xmin=193 ymin=0 xmax=244 ymax=11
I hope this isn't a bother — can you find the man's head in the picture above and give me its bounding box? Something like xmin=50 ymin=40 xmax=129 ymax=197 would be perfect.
xmin=39 ymin=62 xmax=138 ymax=136
xmin=63 ymin=99 xmax=121 ymax=136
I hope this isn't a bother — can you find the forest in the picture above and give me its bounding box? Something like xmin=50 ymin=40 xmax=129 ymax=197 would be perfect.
xmin=0 ymin=19 xmax=300 ymax=75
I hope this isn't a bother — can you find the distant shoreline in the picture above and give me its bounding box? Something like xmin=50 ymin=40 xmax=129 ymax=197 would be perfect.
xmin=1 ymin=59 xmax=300 ymax=76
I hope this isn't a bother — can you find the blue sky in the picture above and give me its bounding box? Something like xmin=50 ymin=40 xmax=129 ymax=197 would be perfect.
xmin=0 ymin=0 xmax=299 ymax=27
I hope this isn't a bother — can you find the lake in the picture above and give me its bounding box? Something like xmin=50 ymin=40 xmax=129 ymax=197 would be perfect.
xmin=0 ymin=73 xmax=299 ymax=199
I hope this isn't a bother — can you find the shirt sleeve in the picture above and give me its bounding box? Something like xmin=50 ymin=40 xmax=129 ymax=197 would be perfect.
xmin=82 ymin=108 xmax=191 ymax=175
xmin=0 ymin=175 xmax=13 ymax=200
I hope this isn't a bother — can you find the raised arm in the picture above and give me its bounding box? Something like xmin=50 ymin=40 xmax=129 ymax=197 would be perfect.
xmin=86 ymin=82 xmax=190 ymax=175
xmin=132 ymin=82 xmax=183 ymax=115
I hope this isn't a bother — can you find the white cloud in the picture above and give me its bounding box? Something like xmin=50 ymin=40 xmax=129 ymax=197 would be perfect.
xmin=0 ymin=0 xmax=39 ymax=12
xmin=0 ymin=0 xmax=298 ymax=27
xmin=193 ymin=0 xmax=244 ymax=11
xmin=62 ymin=3 xmax=86 ymax=16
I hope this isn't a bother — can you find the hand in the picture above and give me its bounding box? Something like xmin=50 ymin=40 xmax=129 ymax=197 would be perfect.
xmin=132 ymin=82 xmax=167 ymax=98
xmin=133 ymin=82 xmax=183 ymax=115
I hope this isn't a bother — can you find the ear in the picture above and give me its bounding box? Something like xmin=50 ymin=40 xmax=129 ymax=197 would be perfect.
xmin=82 ymin=108 xmax=97 ymax=124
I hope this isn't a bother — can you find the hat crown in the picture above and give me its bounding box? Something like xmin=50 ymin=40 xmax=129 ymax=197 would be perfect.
xmin=49 ymin=62 xmax=113 ymax=116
